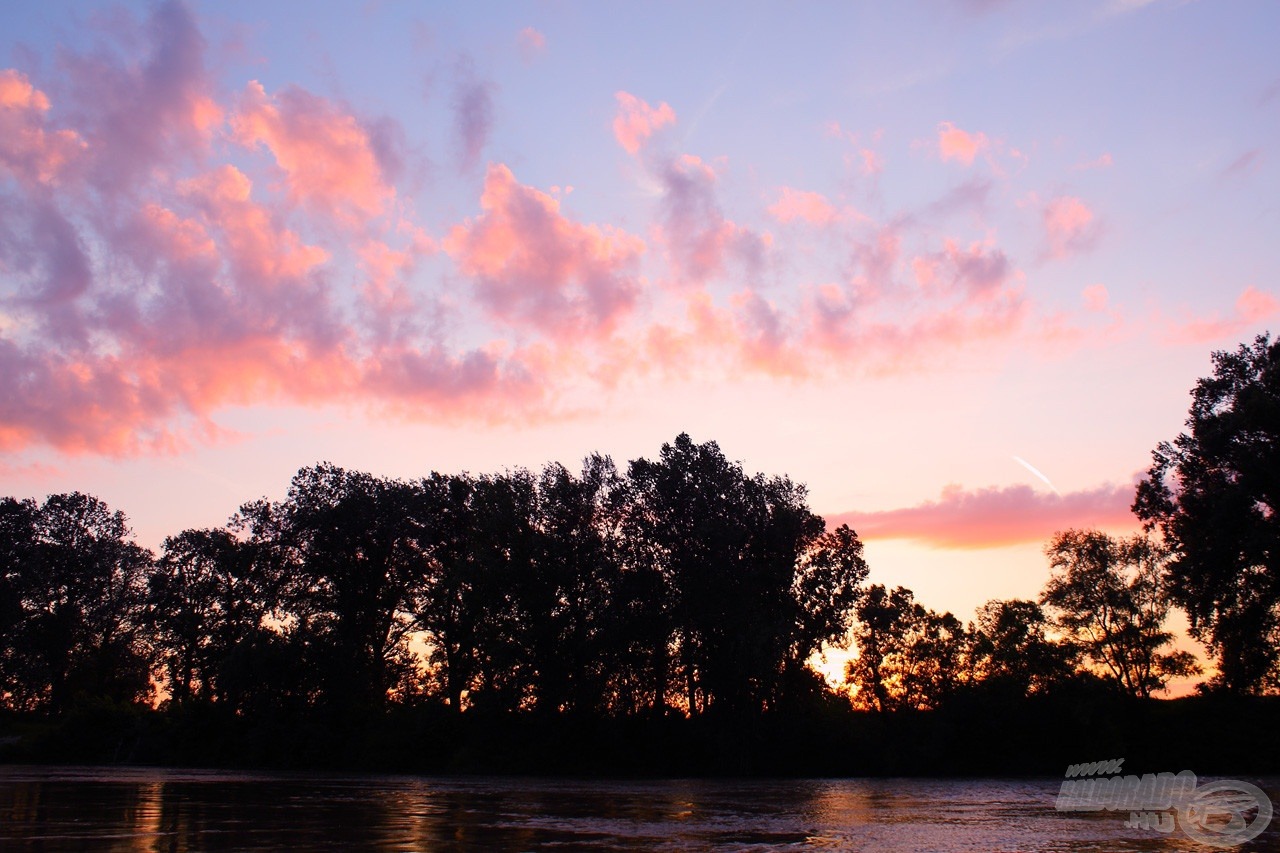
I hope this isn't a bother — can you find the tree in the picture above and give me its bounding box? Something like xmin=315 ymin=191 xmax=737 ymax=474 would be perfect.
xmin=1134 ymin=334 xmax=1280 ymax=694
xmin=620 ymin=434 xmax=866 ymax=716
xmin=0 ymin=498 xmax=39 ymax=710
xmin=2 ymin=493 xmax=154 ymax=711
xmin=148 ymin=528 xmax=267 ymax=706
xmin=1040 ymin=529 xmax=1199 ymax=698
xmin=237 ymin=465 xmax=426 ymax=715
xmin=846 ymin=585 xmax=966 ymax=712
xmin=520 ymin=457 xmax=624 ymax=715
xmin=970 ymin=599 xmax=1077 ymax=696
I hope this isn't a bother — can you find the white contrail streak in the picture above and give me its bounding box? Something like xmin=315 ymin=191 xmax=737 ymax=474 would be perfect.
xmin=1013 ymin=455 xmax=1062 ymax=496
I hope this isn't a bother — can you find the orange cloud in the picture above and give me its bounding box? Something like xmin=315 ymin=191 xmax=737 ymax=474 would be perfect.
xmin=232 ymin=80 xmax=394 ymax=223
xmin=445 ymin=163 xmax=646 ymax=336
xmin=936 ymin=121 xmax=989 ymax=166
xmin=612 ymin=91 xmax=676 ymax=155
xmin=830 ymin=481 xmax=1138 ymax=549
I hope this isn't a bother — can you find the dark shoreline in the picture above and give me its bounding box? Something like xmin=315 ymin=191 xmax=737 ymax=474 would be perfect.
xmin=4 ymin=693 xmax=1278 ymax=779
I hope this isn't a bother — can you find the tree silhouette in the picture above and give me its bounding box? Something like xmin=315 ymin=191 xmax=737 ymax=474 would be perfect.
xmin=846 ymin=585 xmax=967 ymax=711
xmin=149 ymin=528 xmax=269 ymax=707
xmin=620 ymin=434 xmax=866 ymax=716
xmin=1040 ymin=529 xmax=1199 ymax=698
xmin=1135 ymin=333 xmax=1280 ymax=693
xmin=2 ymin=493 xmax=153 ymax=711
xmin=236 ymin=465 xmax=426 ymax=716
xmin=970 ymin=598 xmax=1076 ymax=697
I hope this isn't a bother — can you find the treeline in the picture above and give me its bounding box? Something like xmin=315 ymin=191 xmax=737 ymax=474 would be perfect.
xmin=0 ymin=435 xmax=1208 ymax=732
xmin=2 ymin=435 xmax=871 ymax=724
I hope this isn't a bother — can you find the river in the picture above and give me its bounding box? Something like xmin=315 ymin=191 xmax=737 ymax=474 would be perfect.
xmin=1 ymin=767 xmax=1275 ymax=850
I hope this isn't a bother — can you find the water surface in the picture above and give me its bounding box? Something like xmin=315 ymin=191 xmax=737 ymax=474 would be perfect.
xmin=1 ymin=766 xmax=1275 ymax=851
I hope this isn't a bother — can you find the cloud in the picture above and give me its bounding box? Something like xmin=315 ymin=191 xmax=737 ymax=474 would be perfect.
xmin=231 ymin=81 xmax=395 ymax=223
xmin=936 ymin=121 xmax=989 ymax=166
xmin=657 ymin=154 xmax=769 ymax=286
xmin=1161 ymin=286 xmax=1280 ymax=345
xmin=517 ymin=27 xmax=547 ymax=63
xmin=0 ymin=69 xmax=86 ymax=186
xmin=57 ymin=0 xmax=221 ymax=192
xmin=0 ymin=11 xmax=550 ymax=455
xmin=452 ymin=61 xmax=496 ymax=171
xmin=1082 ymin=284 xmax=1109 ymax=312
xmin=768 ymin=187 xmax=839 ymax=226
xmin=913 ymin=239 xmax=1013 ymax=299
xmin=612 ymin=91 xmax=676 ymax=155
xmin=444 ymin=164 xmax=646 ymax=336
xmin=1074 ymin=152 xmax=1114 ymax=171
xmin=1042 ymin=195 xmax=1101 ymax=259
xmin=829 ymin=481 xmax=1138 ymax=549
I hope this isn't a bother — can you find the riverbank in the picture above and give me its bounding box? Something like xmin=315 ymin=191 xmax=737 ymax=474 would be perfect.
xmin=3 ymin=693 xmax=1278 ymax=778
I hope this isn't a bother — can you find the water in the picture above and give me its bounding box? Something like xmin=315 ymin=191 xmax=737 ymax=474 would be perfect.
xmin=1 ymin=767 xmax=1276 ymax=851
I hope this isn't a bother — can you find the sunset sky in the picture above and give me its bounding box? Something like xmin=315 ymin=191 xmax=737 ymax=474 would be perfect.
xmin=2 ymin=1 xmax=1277 ymax=682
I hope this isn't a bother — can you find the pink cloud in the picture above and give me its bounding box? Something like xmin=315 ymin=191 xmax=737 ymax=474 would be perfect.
xmin=1074 ymin=152 xmax=1114 ymax=171
xmin=859 ymin=148 xmax=884 ymax=175
xmin=829 ymin=481 xmax=1138 ymax=549
xmin=657 ymin=153 xmax=769 ymax=286
xmin=451 ymin=59 xmax=496 ymax=171
xmin=913 ymin=239 xmax=1014 ymax=299
xmin=231 ymin=80 xmax=394 ymax=223
xmin=1042 ymin=195 xmax=1101 ymax=258
xmin=0 ymin=4 xmax=559 ymax=456
xmin=613 ymin=91 xmax=676 ymax=155
xmin=56 ymin=0 xmax=222 ymax=191
xmin=1161 ymin=286 xmax=1280 ymax=345
xmin=518 ymin=26 xmax=547 ymax=62
xmin=1082 ymin=284 xmax=1109 ymax=312
xmin=768 ymin=186 xmax=838 ymax=226
xmin=444 ymin=163 xmax=646 ymax=336
xmin=936 ymin=121 xmax=989 ymax=166
xmin=0 ymin=69 xmax=86 ymax=186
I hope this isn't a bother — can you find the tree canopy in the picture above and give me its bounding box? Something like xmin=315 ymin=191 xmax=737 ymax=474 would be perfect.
xmin=1134 ymin=333 xmax=1280 ymax=693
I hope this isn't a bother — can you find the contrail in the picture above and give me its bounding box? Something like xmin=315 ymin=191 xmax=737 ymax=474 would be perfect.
xmin=1013 ymin=455 xmax=1061 ymax=496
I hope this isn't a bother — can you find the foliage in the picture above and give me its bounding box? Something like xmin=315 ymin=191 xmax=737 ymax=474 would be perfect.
xmin=0 ymin=493 xmax=153 ymax=711
xmin=970 ymin=598 xmax=1076 ymax=696
xmin=1135 ymin=333 xmax=1280 ymax=693
xmin=845 ymin=585 xmax=967 ymax=712
xmin=1040 ymin=529 xmax=1199 ymax=698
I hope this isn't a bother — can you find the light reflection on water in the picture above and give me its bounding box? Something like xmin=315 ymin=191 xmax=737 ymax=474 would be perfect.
xmin=0 ymin=767 xmax=1276 ymax=851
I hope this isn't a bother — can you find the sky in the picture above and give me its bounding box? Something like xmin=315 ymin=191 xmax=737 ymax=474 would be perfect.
xmin=2 ymin=1 xmax=1278 ymax=687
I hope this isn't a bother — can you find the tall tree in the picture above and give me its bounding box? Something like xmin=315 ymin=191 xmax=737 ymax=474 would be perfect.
xmin=149 ymin=528 xmax=267 ymax=706
xmin=1135 ymin=334 xmax=1280 ymax=693
xmin=846 ymin=585 xmax=966 ymax=711
xmin=1040 ymin=529 xmax=1199 ymax=698
xmin=0 ymin=498 xmax=39 ymax=710
xmin=238 ymin=465 xmax=426 ymax=715
xmin=620 ymin=434 xmax=865 ymax=716
xmin=2 ymin=493 xmax=154 ymax=711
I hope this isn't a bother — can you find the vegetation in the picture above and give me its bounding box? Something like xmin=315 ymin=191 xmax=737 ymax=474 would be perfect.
xmin=1135 ymin=333 xmax=1280 ymax=694
xmin=1 ymin=335 xmax=1279 ymax=774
